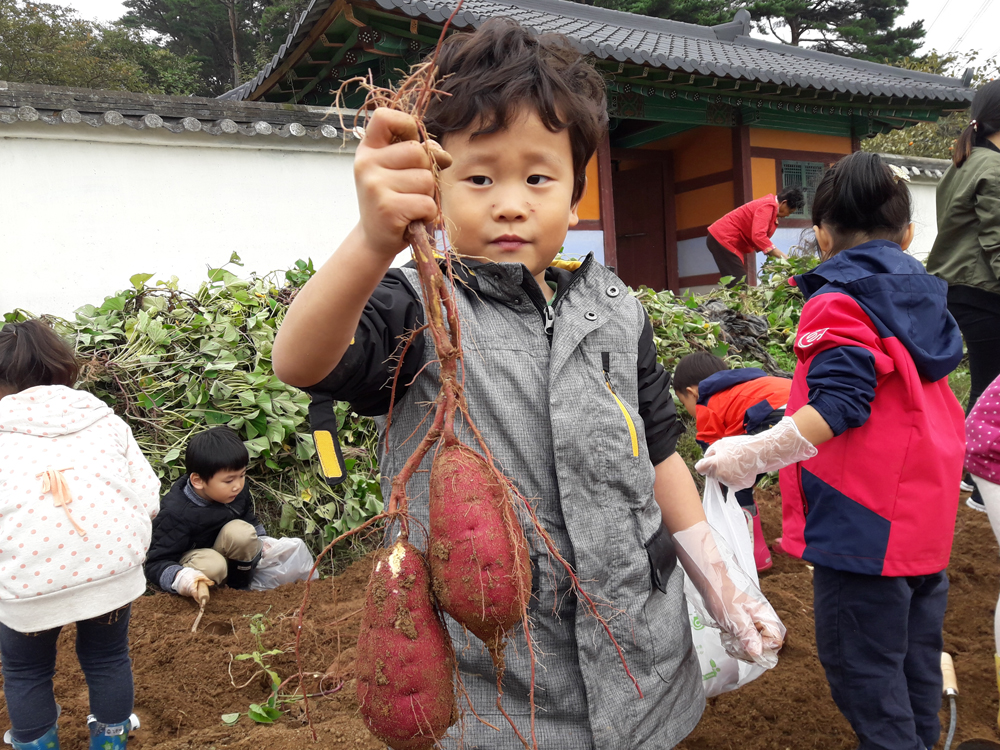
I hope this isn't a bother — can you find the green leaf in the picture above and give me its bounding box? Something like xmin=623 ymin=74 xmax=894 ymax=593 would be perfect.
xmin=163 ymin=447 xmax=181 ymax=464
xmin=221 ymin=713 xmax=241 ymax=726
xmin=204 ymin=410 xmax=229 ymax=425
xmin=130 ymin=272 xmax=155 ymax=290
xmin=248 ymin=704 xmax=281 ymax=724
xmin=99 ymin=296 xmax=127 ymax=313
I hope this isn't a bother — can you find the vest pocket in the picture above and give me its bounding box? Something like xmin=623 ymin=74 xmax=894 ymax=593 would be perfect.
xmin=602 ymin=352 xmax=639 ymax=458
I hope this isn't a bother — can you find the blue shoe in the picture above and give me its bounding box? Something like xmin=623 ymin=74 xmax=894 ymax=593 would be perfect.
xmin=87 ymin=715 xmax=138 ymax=750
xmin=3 ymin=725 xmax=59 ymax=750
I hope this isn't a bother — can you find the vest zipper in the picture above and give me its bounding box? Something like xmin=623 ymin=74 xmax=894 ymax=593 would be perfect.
xmin=602 ymin=354 xmax=639 ymax=458
xmin=543 ymin=305 xmax=555 ymax=337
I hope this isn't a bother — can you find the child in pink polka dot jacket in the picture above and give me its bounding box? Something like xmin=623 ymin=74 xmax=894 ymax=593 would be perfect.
xmin=965 ymin=373 xmax=1000 ymax=729
xmin=0 ymin=320 xmax=160 ymax=750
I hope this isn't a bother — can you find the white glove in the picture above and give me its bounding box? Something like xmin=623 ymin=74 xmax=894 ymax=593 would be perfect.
xmin=259 ymin=535 xmax=277 ymax=556
xmin=173 ymin=567 xmax=213 ymax=603
xmin=673 ymin=521 xmax=785 ymax=667
xmin=695 ymin=416 xmax=817 ymax=490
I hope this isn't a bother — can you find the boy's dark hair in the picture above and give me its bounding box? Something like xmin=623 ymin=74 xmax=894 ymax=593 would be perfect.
xmin=777 ymin=186 xmax=805 ymax=212
xmin=186 ymin=426 xmax=249 ymax=479
xmin=954 ymin=79 xmax=1000 ymax=168
xmin=0 ymin=320 xmax=79 ymax=395
xmin=423 ymin=18 xmax=607 ymax=205
xmin=673 ymin=351 xmax=729 ymax=393
xmin=811 ymin=151 xmax=911 ymax=256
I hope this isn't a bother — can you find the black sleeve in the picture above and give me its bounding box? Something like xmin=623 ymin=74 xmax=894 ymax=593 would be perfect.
xmin=143 ymin=511 xmax=192 ymax=587
xmin=637 ymin=311 xmax=684 ymax=465
xmin=307 ymin=268 xmax=426 ymax=416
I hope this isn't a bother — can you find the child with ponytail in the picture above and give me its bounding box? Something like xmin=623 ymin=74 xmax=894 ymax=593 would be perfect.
xmin=699 ymin=151 xmax=967 ymax=750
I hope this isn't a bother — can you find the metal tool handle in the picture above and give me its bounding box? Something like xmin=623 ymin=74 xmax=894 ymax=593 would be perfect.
xmin=942 ymin=652 xmax=959 ymax=697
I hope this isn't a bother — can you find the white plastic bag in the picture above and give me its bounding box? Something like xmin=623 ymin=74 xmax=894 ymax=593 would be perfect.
xmin=251 ymin=536 xmax=319 ymax=591
xmin=684 ymin=478 xmax=769 ymax=697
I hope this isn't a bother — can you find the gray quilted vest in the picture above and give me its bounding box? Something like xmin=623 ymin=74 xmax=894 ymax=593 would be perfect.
xmin=376 ymin=254 xmax=703 ymax=749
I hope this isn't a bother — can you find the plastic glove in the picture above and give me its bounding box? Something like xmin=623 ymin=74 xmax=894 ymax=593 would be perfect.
xmin=695 ymin=416 xmax=817 ymax=490
xmin=673 ymin=520 xmax=785 ymax=667
xmin=173 ymin=567 xmax=213 ymax=605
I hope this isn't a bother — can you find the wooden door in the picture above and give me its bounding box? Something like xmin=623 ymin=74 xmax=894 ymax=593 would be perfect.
xmin=612 ymin=160 xmax=671 ymax=291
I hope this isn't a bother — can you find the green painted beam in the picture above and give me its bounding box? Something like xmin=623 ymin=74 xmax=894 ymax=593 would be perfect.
xmin=362 ymin=9 xmax=449 ymax=46
xmin=292 ymin=27 xmax=361 ymax=104
xmin=611 ymin=122 xmax=696 ymax=148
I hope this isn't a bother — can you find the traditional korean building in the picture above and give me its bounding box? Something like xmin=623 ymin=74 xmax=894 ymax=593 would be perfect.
xmin=222 ymin=0 xmax=974 ymax=291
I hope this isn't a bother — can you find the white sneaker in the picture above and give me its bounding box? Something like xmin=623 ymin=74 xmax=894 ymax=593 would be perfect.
xmin=967 ymin=495 xmax=987 ymax=513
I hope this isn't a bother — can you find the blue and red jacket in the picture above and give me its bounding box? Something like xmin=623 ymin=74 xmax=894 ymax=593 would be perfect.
xmin=778 ymin=241 xmax=965 ymax=577
xmin=695 ymin=369 xmax=791 ymax=448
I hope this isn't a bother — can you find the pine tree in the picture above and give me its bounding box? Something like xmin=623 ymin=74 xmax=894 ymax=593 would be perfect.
xmin=745 ymin=0 xmax=924 ymax=61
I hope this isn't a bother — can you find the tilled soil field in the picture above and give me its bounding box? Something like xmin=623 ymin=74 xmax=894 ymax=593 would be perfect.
xmin=3 ymin=489 xmax=998 ymax=749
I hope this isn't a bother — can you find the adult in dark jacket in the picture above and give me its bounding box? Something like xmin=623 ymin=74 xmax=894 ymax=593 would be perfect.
xmin=144 ymin=427 xmax=264 ymax=596
xmin=926 ymin=80 xmax=1000 ymax=510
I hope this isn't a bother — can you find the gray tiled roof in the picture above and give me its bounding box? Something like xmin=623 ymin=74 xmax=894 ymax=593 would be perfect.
xmin=879 ymin=152 xmax=952 ymax=180
xmin=2 ymin=81 xmax=355 ymax=140
xmin=221 ymin=0 xmax=973 ymax=105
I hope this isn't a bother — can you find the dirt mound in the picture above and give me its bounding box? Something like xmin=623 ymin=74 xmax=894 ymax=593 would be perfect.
xmin=1 ymin=488 xmax=998 ymax=749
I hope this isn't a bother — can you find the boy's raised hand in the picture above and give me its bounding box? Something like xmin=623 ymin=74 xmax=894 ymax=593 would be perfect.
xmin=353 ymin=108 xmax=452 ymax=258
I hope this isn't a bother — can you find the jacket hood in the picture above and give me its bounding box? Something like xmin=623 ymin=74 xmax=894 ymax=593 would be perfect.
xmin=793 ymin=241 xmax=963 ymax=382
xmin=697 ymin=368 xmax=767 ymax=405
xmin=0 ymin=385 xmax=113 ymax=436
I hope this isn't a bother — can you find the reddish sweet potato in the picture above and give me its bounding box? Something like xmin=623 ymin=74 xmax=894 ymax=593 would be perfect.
xmin=428 ymin=443 xmax=532 ymax=658
xmin=356 ymin=540 xmax=458 ymax=750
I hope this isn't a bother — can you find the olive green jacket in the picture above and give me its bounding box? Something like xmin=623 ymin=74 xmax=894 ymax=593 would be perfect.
xmin=927 ymin=145 xmax=1000 ymax=294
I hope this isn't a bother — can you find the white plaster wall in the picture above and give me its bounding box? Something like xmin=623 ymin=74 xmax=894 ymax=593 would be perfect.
xmin=1 ymin=125 xmax=360 ymax=318
xmin=906 ymin=179 xmax=939 ymax=262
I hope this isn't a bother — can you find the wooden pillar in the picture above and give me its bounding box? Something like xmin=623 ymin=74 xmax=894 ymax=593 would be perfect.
xmin=597 ymin=131 xmax=617 ymax=272
xmin=732 ymin=123 xmax=755 ymax=285
xmin=661 ymin=153 xmax=679 ymax=293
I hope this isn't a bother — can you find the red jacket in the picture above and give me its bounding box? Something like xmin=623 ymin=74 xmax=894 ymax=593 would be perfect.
xmin=707 ymin=195 xmax=779 ymax=257
xmin=779 ymin=242 xmax=965 ymax=577
xmin=695 ymin=369 xmax=791 ymax=446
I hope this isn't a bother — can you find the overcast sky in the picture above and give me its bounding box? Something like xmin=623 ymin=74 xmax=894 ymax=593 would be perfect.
xmin=59 ymin=0 xmax=1000 ymax=70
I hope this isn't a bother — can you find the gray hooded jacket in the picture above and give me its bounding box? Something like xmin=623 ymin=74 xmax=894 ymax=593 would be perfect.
xmin=323 ymin=254 xmax=703 ymax=748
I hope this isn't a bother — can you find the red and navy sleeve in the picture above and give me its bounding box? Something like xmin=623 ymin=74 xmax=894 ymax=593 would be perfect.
xmin=795 ymin=292 xmax=892 ymax=436
xmin=638 ymin=311 xmax=684 ymax=464
xmin=306 ymin=268 xmax=426 ymax=416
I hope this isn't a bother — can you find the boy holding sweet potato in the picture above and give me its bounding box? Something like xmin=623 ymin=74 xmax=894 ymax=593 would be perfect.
xmin=273 ymin=18 xmax=782 ymax=748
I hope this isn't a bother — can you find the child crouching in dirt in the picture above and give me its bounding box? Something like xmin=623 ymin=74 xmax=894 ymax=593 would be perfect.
xmin=272 ymin=18 xmax=783 ymax=749
xmin=144 ymin=427 xmax=265 ymax=601
xmin=0 ymin=320 xmax=160 ymax=750
xmin=699 ymin=151 xmax=966 ymax=750
xmin=673 ymin=351 xmax=791 ymax=572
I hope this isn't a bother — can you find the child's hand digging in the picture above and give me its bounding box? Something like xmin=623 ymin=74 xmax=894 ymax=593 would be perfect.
xmin=173 ymin=567 xmax=214 ymax=631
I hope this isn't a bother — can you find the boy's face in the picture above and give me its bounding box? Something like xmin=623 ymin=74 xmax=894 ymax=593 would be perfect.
xmin=191 ymin=467 xmax=246 ymax=504
xmin=438 ymin=108 xmax=580 ymax=285
xmin=677 ymin=386 xmax=698 ymax=419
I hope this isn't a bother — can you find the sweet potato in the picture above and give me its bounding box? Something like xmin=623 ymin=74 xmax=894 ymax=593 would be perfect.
xmin=428 ymin=443 xmax=532 ymax=661
xmin=356 ymin=540 xmax=458 ymax=750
